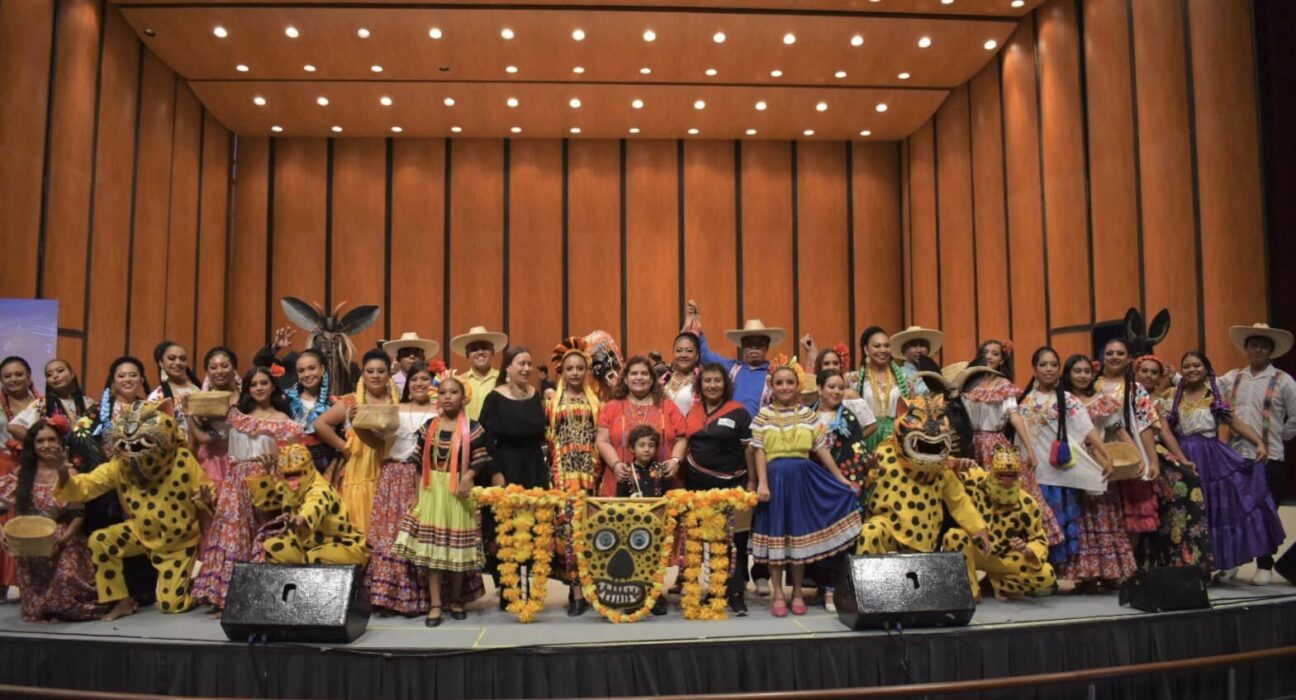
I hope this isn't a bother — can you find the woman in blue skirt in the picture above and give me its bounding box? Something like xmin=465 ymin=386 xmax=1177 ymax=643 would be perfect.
xmin=751 ymin=364 xmax=860 ymax=617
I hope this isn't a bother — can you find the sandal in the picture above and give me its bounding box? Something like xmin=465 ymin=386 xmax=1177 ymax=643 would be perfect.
xmin=425 ymin=606 xmax=444 ymax=628
xmin=771 ymin=599 xmax=788 ymax=618
xmin=790 ymin=598 xmax=807 ymax=616
xmin=449 ymin=604 xmax=467 ymax=621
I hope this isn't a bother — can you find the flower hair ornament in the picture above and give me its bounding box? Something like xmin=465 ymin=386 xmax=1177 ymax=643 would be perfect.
xmin=1133 ymin=354 xmax=1167 ymax=374
xmin=551 ymin=336 xmax=592 ymax=371
xmin=766 ymin=354 xmax=814 ymax=393
xmin=830 ymin=342 xmax=852 ymax=368
xmin=547 ymin=336 xmax=602 ymax=425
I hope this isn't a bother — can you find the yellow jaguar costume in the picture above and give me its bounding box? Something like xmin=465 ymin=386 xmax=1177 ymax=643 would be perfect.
xmin=955 ymin=447 xmax=1056 ymax=598
xmin=856 ymin=395 xmax=987 ymax=591
xmin=246 ymin=444 xmax=368 ymax=565
xmin=56 ymin=400 xmax=211 ymax=613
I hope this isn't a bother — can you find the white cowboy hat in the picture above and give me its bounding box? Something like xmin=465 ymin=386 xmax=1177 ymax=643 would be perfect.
xmin=382 ymin=332 xmax=439 ymax=358
xmin=1230 ymin=323 xmax=1294 ymax=359
xmin=724 ymin=319 xmax=786 ymax=348
xmin=890 ymin=326 xmax=944 ymax=359
xmin=948 ymin=364 xmax=1005 ymax=393
xmin=449 ymin=326 xmax=509 ymax=356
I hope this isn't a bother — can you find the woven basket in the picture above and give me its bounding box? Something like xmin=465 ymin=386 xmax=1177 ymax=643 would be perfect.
xmin=4 ymin=515 xmax=57 ymax=557
xmin=1105 ymin=442 xmax=1144 ymax=481
xmin=353 ymin=404 xmax=399 ymax=432
xmin=188 ymin=391 xmax=231 ymax=418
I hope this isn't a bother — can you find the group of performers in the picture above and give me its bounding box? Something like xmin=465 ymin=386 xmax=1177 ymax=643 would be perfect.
xmin=0 ymin=299 xmax=1292 ymax=626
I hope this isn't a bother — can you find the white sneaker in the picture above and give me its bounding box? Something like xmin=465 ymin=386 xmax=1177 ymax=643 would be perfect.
xmin=1252 ymin=569 xmax=1273 ymax=586
xmin=824 ymin=587 xmax=837 ymax=613
xmin=1216 ymin=567 xmax=1238 ymax=584
xmin=754 ymin=578 xmax=771 ymax=597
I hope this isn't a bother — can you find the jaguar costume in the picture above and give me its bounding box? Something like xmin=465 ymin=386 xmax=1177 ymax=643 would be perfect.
xmin=247 ymin=444 xmax=368 ymax=565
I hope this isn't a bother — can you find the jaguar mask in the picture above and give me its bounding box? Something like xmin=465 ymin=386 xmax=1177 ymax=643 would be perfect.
xmin=895 ymin=395 xmax=954 ymax=473
xmin=583 ymin=498 xmax=667 ymax=610
xmin=276 ymin=443 xmax=318 ymax=502
xmin=104 ymin=400 xmax=179 ymax=485
xmin=988 ymin=446 xmax=1023 ymax=507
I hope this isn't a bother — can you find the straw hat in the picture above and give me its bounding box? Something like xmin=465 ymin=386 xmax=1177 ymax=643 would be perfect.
xmin=890 ymin=326 xmax=944 ymax=359
xmin=941 ymin=363 xmax=1004 ymax=393
xmin=382 ymin=332 xmax=439 ymax=358
xmin=941 ymin=361 xmax=969 ymax=386
xmin=724 ymin=319 xmax=786 ymax=348
xmin=1229 ymin=323 xmax=1294 ymax=359
xmin=449 ymin=326 xmax=509 ymax=356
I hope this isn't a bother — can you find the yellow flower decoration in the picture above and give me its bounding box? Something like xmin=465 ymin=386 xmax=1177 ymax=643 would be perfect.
xmin=475 ymin=485 xmax=565 ymax=623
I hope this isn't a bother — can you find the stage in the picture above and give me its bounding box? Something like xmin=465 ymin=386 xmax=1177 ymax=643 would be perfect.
xmin=1 ymin=580 xmax=1296 ymax=699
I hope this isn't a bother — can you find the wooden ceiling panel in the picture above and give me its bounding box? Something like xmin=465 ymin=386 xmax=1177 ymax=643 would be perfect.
xmin=191 ymin=81 xmax=946 ymax=139
xmin=123 ymin=7 xmax=1014 ymax=87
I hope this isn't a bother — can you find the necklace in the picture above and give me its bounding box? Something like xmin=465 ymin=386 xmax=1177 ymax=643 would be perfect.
xmin=627 ymin=399 xmax=652 ymax=424
xmin=507 ymin=383 xmax=531 ymax=400
xmin=666 ymin=371 xmax=693 ymax=394
xmin=868 ymin=367 xmax=893 ymax=417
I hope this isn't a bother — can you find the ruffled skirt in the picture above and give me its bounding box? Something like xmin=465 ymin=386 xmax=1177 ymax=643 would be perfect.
xmin=365 ymin=461 xmax=428 ymax=614
xmin=752 ymin=457 xmax=861 ymax=566
xmin=1183 ymin=435 xmax=1285 ymax=570
xmin=192 ymin=459 xmax=267 ymax=608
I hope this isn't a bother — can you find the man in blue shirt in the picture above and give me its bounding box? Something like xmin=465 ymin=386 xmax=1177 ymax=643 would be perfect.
xmin=688 ymin=300 xmax=786 ymax=417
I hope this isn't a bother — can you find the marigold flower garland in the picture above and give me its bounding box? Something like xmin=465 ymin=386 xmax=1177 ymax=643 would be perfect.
xmin=474 ymin=485 xmax=562 ymax=623
xmin=668 ymin=489 xmax=757 ymax=620
xmin=573 ymin=496 xmax=678 ymax=624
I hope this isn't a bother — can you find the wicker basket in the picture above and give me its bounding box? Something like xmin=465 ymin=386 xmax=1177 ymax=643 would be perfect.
xmin=4 ymin=515 xmax=57 ymax=557
xmin=187 ymin=391 xmax=232 ymax=419
xmin=1105 ymin=442 xmax=1144 ymax=481
xmin=353 ymin=404 xmax=399 ymax=432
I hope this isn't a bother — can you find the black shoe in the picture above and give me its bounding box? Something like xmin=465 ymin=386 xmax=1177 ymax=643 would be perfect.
xmin=652 ymin=598 xmax=668 ymax=616
xmin=449 ymin=605 xmax=467 ymax=621
xmin=425 ymin=607 xmax=444 ymax=627
xmin=728 ymin=592 xmax=748 ymax=617
xmin=567 ymin=597 xmax=588 ymax=617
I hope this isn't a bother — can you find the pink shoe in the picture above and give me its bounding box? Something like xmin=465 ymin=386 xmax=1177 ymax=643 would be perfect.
xmin=771 ymin=599 xmax=788 ymax=617
xmin=790 ymin=598 xmax=807 ymax=615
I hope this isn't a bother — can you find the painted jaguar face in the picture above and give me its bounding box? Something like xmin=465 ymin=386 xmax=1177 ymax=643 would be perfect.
xmin=105 ymin=399 xmax=179 ymax=485
xmin=896 ymin=395 xmax=953 ymax=471
xmin=276 ymin=443 xmax=316 ymax=493
xmin=584 ymin=498 xmax=666 ymax=610
xmin=989 ymin=446 xmax=1023 ymax=506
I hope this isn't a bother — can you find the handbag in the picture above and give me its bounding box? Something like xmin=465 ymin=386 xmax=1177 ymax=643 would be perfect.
xmin=1049 ymin=439 xmax=1075 ymax=468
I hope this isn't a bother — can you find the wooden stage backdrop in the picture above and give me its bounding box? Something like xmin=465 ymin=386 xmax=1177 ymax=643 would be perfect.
xmin=0 ymin=0 xmax=1274 ymax=389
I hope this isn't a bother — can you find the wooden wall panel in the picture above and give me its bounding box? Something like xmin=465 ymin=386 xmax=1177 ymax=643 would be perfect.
xmin=1051 ymin=329 xmax=1091 ymax=362
xmin=390 ymin=139 xmax=447 ymax=356
xmin=935 ymin=87 xmax=977 ymax=364
xmin=624 ymin=140 xmax=680 ymax=358
xmin=1131 ymin=0 xmax=1200 ymax=363
xmin=164 ymin=85 xmax=203 ymax=350
xmin=448 ymin=139 xmax=505 ymax=370
xmin=901 ymin=142 xmax=913 ymax=328
xmin=329 ymin=138 xmax=387 ymax=356
xmin=41 ymin=0 xmax=101 ymax=338
xmin=852 ymin=141 xmax=903 ymax=350
xmin=127 ymin=51 xmax=176 ymax=358
xmin=684 ymin=141 xmax=738 ymax=334
xmin=0 ymin=0 xmax=55 ymax=299
xmin=1036 ymin=0 xmax=1092 ymax=331
xmin=507 ymin=139 xmax=564 ymax=357
xmin=1082 ymin=0 xmax=1142 ymax=322
xmin=797 ymin=141 xmax=850 ymax=351
xmin=969 ymin=63 xmax=1011 ymax=345
xmin=907 ymin=122 xmax=940 ymax=333
xmin=1189 ymin=0 xmax=1267 ymax=362
xmin=566 ymin=140 xmax=621 ymax=341
xmin=1002 ymin=16 xmax=1049 ymax=356
xmin=196 ymin=114 xmax=231 ymax=356
xmin=270 ymin=138 xmax=328 ymax=351
xmin=740 ymin=142 xmax=794 ymax=354
xmin=227 ymin=137 xmax=270 ymax=366
xmin=85 ymin=7 xmax=141 ymax=388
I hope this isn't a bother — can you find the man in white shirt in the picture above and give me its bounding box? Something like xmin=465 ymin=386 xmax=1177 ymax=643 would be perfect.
xmin=1220 ymin=323 xmax=1296 ymax=584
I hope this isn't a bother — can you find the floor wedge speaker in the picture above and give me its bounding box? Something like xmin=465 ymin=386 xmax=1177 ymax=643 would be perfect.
xmin=834 ymin=552 xmax=975 ymax=630
xmin=221 ymin=563 xmax=370 ymax=643
xmin=1119 ymin=566 xmax=1210 ymax=612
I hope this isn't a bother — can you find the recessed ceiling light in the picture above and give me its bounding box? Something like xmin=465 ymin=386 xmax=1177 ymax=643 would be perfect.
xmin=851 ymin=34 xmax=864 ymax=47
xmin=631 ymin=99 xmax=644 ymax=109
xmin=629 ymin=127 xmax=641 ymax=134
xmin=860 ymin=129 xmax=872 ymax=136
xmin=770 ymin=69 xmax=783 ymax=78
xmin=834 ymin=70 xmax=847 ymax=79
xmin=688 ymin=128 xmax=699 ymax=135
xmin=213 ymin=26 xmax=228 ymax=38
xmin=570 ymin=127 xmax=581 ymax=134
xmin=984 ymin=39 xmax=999 ymax=50
xmin=331 ymin=126 xmax=343 ymax=133
xmin=357 ymin=28 xmax=370 ymax=38
xmin=501 ymin=28 xmax=515 ymax=40
xmin=429 ymin=27 xmax=443 ymax=39
xmin=918 ymin=36 xmax=932 ymax=48
xmin=875 ymin=103 xmax=888 ymax=112
xmin=816 ymin=101 xmax=828 ymax=112
xmin=569 ymin=98 xmax=582 ymax=108
xmin=317 ymin=96 xmax=329 ymax=106
xmin=572 ymin=28 xmax=586 ymax=41
xmin=451 ymin=126 xmax=462 ymax=133
xmin=1011 ymin=0 xmax=1025 ymax=6
xmin=640 ymin=67 xmax=652 ymax=75
xmin=370 ymin=65 xmax=383 ymax=73
xmin=507 ymin=97 xmax=519 ymax=108
xmin=942 ymin=0 xmax=955 ymax=4
xmin=694 ymin=99 xmax=706 ymax=110
xmin=285 ymin=26 xmax=299 ymax=38
xmin=506 ymin=65 xmax=518 ymax=74
xmin=746 ymin=128 xmax=757 ymax=135
xmin=705 ymin=68 xmax=718 ymax=77
xmin=235 ymin=64 xmax=249 ymax=72
xmin=444 ymin=97 xmax=455 ymax=106
xmin=573 ymin=66 xmax=585 ymax=74
xmin=898 ymin=72 xmax=911 ymax=80
xmin=803 ymin=129 xmax=815 ymax=136
xmin=391 ymin=126 xmax=403 ymax=133
xmin=755 ymin=100 xmax=768 ymax=111
xmin=713 ymin=31 xmax=726 ymax=43
xmin=271 ymin=125 xmax=283 ymax=133
xmin=253 ymin=96 xmax=267 ymax=106
xmin=643 ymin=29 xmax=656 ymax=42
xmin=510 ymin=126 xmax=522 ymax=133
xmin=380 ymin=96 xmax=393 ymax=106
xmin=304 ymin=64 xmax=316 ymax=72
xmin=783 ymin=33 xmax=796 ymax=45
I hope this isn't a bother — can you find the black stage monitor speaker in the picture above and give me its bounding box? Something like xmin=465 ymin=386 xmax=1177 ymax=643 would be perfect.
xmin=221 ymin=563 xmax=370 ymax=643
xmin=1119 ymin=566 xmax=1210 ymax=612
xmin=834 ymin=553 xmax=975 ymax=630
xmin=1274 ymin=544 xmax=1296 ymax=583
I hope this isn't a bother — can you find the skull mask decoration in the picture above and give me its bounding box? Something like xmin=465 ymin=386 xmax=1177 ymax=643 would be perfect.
xmin=583 ymin=330 xmax=624 ymax=399
xmin=583 ymin=498 xmax=667 ymax=610
xmin=104 ymin=399 xmax=180 ymax=485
